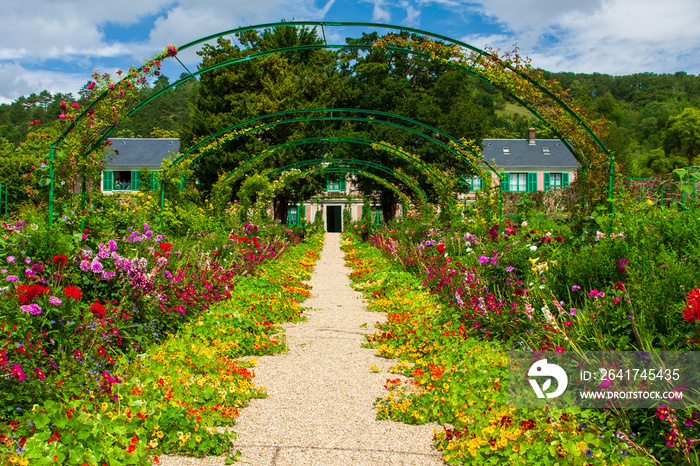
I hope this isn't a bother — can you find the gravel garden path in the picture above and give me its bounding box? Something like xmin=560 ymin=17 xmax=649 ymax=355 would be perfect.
xmin=158 ymin=232 xmax=444 ymax=466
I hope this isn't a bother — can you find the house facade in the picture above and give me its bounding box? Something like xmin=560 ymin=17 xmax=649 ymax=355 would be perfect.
xmin=469 ymin=129 xmax=579 ymax=193
xmin=99 ymin=133 xmax=578 ymax=231
xmin=101 ymin=138 xmax=180 ymax=192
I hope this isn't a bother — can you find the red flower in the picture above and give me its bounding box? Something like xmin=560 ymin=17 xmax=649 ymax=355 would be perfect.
xmin=16 ymin=284 xmax=50 ymax=304
xmin=159 ymin=242 xmax=173 ymax=253
xmin=683 ymin=288 xmax=700 ymax=323
xmin=63 ymin=286 xmax=82 ymax=300
xmin=89 ymin=301 xmax=106 ymax=319
xmin=53 ymin=255 xmax=68 ymax=266
xmin=436 ymin=244 xmax=446 ymax=254
xmin=613 ymin=281 xmax=625 ymax=291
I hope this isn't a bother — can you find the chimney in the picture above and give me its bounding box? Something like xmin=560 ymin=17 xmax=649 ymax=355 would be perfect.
xmin=528 ymin=127 xmax=536 ymax=145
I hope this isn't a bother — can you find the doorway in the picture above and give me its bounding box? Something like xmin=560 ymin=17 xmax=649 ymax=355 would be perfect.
xmin=326 ymin=206 xmax=342 ymax=232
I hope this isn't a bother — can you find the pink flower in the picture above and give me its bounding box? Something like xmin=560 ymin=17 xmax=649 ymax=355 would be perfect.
xmin=72 ymin=102 xmax=79 ymax=109
xmin=108 ymin=83 xmax=115 ymax=90
xmin=87 ymin=81 xmax=96 ymax=89
xmin=59 ymin=114 xmax=66 ymax=120
xmin=10 ymin=364 xmax=26 ymax=381
xmin=60 ymin=101 xmax=67 ymax=109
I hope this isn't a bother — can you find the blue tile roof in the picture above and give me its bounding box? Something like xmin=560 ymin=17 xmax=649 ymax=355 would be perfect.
xmin=481 ymin=139 xmax=579 ymax=169
xmin=104 ymin=138 xmax=180 ymax=168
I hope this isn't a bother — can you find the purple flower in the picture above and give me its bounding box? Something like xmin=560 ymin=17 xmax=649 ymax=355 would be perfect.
xmin=101 ymin=270 xmax=116 ymax=280
xmin=588 ymin=289 xmax=599 ymax=298
xmin=48 ymin=296 xmax=62 ymax=306
xmin=108 ymin=239 xmax=118 ymax=252
xmin=80 ymin=260 xmax=90 ymax=272
xmin=143 ymin=223 xmax=150 ymax=231
xmin=90 ymin=259 xmax=103 ymax=274
xmin=618 ymin=258 xmax=629 ymax=273
xmin=145 ymin=230 xmax=153 ymax=238
xmin=6 ymin=275 xmax=18 ymax=283
xmin=20 ymin=303 xmax=42 ymax=316
xmin=490 ymin=256 xmax=500 ymax=265
xmin=25 ymin=257 xmax=31 ymax=264
xmin=505 ymin=266 xmax=514 ymax=272
xmin=570 ymin=309 xmax=577 ymax=316
xmin=7 ymin=256 xmax=15 ymax=264
xmin=478 ymin=255 xmax=490 ymax=265
xmin=571 ymin=285 xmax=581 ymax=291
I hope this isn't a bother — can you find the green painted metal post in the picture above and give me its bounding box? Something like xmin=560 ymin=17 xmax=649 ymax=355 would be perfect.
xmin=48 ymin=147 xmax=55 ymax=227
xmin=80 ymin=175 xmax=87 ymax=232
xmin=499 ymin=175 xmax=504 ymax=222
xmin=608 ymin=155 xmax=615 ymax=215
xmin=160 ymin=183 xmax=165 ymax=218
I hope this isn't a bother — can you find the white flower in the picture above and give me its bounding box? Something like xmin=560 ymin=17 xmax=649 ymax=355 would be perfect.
xmin=529 ymin=245 xmax=537 ymax=251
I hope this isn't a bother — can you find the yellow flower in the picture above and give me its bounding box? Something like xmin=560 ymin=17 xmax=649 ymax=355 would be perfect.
xmin=19 ymin=459 xmax=29 ymax=466
xmin=156 ymin=431 xmax=164 ymax=439
xmin=196 ymin=435 xmax=202 ymax=442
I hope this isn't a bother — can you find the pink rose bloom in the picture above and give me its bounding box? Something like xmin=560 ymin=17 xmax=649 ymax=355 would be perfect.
xmin=87 ymin=81 xmax=96 ymax=89
xmin=72 ymin=102 xmax=79 ymax=109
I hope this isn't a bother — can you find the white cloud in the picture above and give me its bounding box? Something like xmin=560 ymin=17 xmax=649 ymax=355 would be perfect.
xmin=464 ymin=0 xmax=700 ymax=74
xmin=400 ymin=0 xmax=421 ymax=27
xmin=0 ymin=63 xmax=88 ymax=104
xmin=360 ymin=0 xmax=391 ymax=22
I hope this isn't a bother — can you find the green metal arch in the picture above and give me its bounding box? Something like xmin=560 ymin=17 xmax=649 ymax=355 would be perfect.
xmin=218 ymin=136 xmax=447 ymax=194
xmin=174 ymin=20 xmax=611 ymax=160
xmin=48 ymin=21 xmax=614 ymax=225
xmin=285 ymin=167 xmax=412 ymax=207
xmin=266 ymin=160 xmax=421 ymax=208
xmin=176 ymin=108 xmax=498 ymax=178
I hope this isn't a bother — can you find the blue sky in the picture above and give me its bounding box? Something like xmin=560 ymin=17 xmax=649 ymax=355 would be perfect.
xmin=1 ymin=0 xmax=699 ymax=104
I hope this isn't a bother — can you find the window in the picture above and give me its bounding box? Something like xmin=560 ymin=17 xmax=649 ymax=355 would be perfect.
xmin=503 ymin=172 xmax=537 ymax=192
xmin=502 ymin=147 xmax=510 ymax=155
xmin=509 ymin=173 xmax=528 ymax=192
xmin=102 ymin=170 xmax=141 ymax=192
xmin=542 ymin=147 xmax=551 ymax=155
xmin=287 ymin=205 xmax=298 ymax=225
xmin=325 ymin=175 xmax=346 ymax=192
xmin=468 ymin=175 xmax=482 ymax=192
xmin=544 ymin=172 xmax=570 ymax=189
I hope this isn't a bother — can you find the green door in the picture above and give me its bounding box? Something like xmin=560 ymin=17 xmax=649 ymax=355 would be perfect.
xmin=326 ymin=206 xmax=342 ymax=232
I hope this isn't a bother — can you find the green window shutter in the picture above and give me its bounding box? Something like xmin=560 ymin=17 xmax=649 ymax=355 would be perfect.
xmin=562 ymin=172 xmax=570 ymax=186
xmin=544 ymin=172 xmax=550 ymax=189
xmin=102 ymin=171 xmax=114 ymax=191
xmin=325 ymin=178 xmax=330 ymax=190
xmin=131 ymin=171 xmax=140 ymax=191
xmin=178 ymin=175 xmax=186 ymax=190
xmin=501 ymin=173 xmax=510 ymax=192
xmin=527 ymin=172 xmax=537 ymax=192
xmin=150 ymin=171 xmax=159 ymax=191
xmin=301 ymin=205 xmax=306 ymax=220
xmin=340 ymin=174 xmax=346 ymax=191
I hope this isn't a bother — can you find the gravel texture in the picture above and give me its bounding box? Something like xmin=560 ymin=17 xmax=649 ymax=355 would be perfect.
xmin=158 ymin=233 xmax=444 ymax=466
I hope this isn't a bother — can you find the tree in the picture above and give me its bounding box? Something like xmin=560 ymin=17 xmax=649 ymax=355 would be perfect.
xmin=180 ymin=25 xmax=350 ymax=223
xmin=663 ymin=107 xmax=700 ymax=166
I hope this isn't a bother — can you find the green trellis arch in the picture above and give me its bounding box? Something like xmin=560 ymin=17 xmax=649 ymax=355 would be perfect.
xmin=174 ymin=108 xmax=498 ymax=178
xmin=277 ymin=167 xmax=414 ymax=224
xmin=48 ymin=21 xmax=615 ymax=225
xmin=265 ymin=159 xmax=424 ymax=209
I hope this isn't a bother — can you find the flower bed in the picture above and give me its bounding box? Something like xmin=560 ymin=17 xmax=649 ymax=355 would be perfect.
xmin=343 ymin=232 xmax=652 ymax=465
xmin=1 ymin=218 xmax=322 ymax=464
